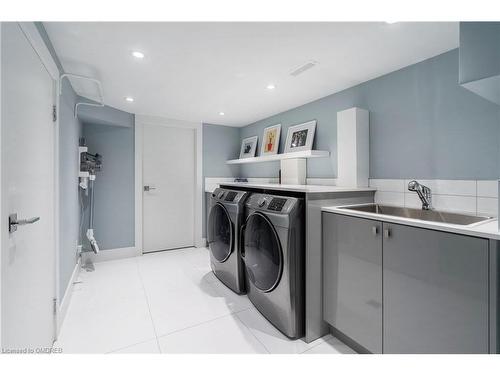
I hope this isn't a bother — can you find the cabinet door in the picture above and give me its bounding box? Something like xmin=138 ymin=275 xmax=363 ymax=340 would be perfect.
xmin=383 ymin=223 xmax=489 ymax=353
xmin=323 ymin=213 xmax=383 ymax=353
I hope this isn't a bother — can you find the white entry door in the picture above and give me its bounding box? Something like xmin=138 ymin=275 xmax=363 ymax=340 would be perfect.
xmin=1 ymin=23 xmax=56 ymax=349
xmin=142 ymin=124 xmax=195 ymax=253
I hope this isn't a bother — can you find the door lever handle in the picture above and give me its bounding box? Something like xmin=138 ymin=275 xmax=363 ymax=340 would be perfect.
xmin=143 ymin=185 xmax=157 ymax=192
xmin=9 ymin=213 xmax=40 ymax=233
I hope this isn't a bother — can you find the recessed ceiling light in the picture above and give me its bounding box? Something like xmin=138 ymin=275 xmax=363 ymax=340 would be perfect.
xmin=219 ymin=112 xmax=225 ymax=116
xmin=385 ymin=21 xmax=398 ymax=24
xmin=266 ymin=84 xmax=276 ymax=90
xmin=132 ymin=51 xmax=145 ymax=59
xmin=125 ymin=96 xmax=134 ymax=102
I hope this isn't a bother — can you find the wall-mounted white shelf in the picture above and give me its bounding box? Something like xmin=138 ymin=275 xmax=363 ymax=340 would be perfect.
xmin=226 ymin=150 xmax=330 ymax=165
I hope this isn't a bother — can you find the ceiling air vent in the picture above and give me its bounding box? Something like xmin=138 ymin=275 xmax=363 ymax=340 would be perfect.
xmin=289 ymin=60 xmax=318 ymax=77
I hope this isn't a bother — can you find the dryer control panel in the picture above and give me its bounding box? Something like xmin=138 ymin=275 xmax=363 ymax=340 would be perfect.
xmin=245 ymin=194 xmax=299 ymax=214
xmin=267 ymin=197 xmax=287 ymax=211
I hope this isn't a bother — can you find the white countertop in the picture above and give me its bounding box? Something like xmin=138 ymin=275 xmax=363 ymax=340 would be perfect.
xmin=218 ymin=181 xmax=377 ymax=194
xmin=322 ymin=205 xmax=500 ymax=240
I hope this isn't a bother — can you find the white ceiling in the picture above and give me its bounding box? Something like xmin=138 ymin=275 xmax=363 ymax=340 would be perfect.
xmin=44 ymin=22 xmax=458 ymax=127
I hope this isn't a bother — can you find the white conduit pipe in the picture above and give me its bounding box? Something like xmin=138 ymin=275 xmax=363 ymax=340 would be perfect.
xmin=59 ymin=73 xmax=105 ymax=118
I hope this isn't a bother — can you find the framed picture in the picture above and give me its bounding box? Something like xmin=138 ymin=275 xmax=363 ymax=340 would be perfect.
xmin=260 ymin=124 xmax=281 ymax=156
xmin=284 ymin=120 xmax=317 ymax=153
xmin=239 ymin=136 xmax=258 ymax=159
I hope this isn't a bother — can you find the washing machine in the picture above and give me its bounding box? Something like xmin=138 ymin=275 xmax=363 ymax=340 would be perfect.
xmin=241 ymin=193 xmax=305 ymax=339
xmin=207 ymin=187 xmax=249 ymax=294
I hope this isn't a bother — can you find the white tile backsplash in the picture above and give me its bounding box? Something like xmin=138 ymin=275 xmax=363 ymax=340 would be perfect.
xmin=206 ymin=177 xmax=499 ymax=217
xmin=246 ymin=177 xmax=279 ymax=184
xmin=477 ymin=180 xmax=498 ymax=198
xmin=405 ymin=190 xmax=477 ymax=214
xmin=432 ymin=195 xmax=477 ymax=215
xmin=204 ymin=177 xmax=235 ymax=193
xmin=374 ymin=191 xmax=405 ymax=206
xmin=477 ymin=197 xmax=498 ymax=217
xmin=371 ymin=179 xmax=498 ymax=217
xmin=403 ymin=193 xmax=422 ymax=209
xmin=369 ymin=179 xmax=405 ymax=192
xmin=404 ymin=179 xmax=476 ymax=196
xmin=306 ymin=178 xmax=337 ymax=186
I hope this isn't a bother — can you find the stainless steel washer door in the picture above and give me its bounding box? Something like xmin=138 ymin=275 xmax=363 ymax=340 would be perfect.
xmin=243 ymin=212 xmax=283 ymax=292
xmin=208 ymin=203 xmax=233 ymax=262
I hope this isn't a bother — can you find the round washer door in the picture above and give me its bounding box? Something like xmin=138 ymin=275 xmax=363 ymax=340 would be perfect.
xmin=208 ymin=203 xmax=233 ymax=262
xmin=243 ymin=212 xmax=283 ymax=292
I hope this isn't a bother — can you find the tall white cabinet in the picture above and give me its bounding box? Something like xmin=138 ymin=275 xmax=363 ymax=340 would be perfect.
xmin=336 ymin=107 xmax=369 ymax=187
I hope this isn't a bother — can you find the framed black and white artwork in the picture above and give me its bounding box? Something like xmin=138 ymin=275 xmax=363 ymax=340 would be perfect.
xmin=284 ymin=120 xmax=316 ymax=153
xmin=239 ymin=136 xmax=258 ymax=158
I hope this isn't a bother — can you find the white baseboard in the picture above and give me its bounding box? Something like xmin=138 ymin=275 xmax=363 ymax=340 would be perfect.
xmin=57 ymin=258 xmax=81 ymax=333
xmin=81 ymin=246 xmax=142 ymax=263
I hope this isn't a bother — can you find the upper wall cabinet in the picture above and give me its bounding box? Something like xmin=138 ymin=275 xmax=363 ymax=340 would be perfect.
xmin=459 ymin=22 xmax=500 ymax=105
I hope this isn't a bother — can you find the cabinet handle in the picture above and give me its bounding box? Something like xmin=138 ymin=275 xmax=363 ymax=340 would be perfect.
xmin=372 ymin=226 xmax=378 ymax=236
xmin=384 ymin=228 xmax=391 ymax=238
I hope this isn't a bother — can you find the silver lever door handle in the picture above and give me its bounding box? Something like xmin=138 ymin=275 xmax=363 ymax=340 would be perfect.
xmin=9 ymin=213 xmax=40 ymax=233
xmin=143 ymin=185 xmax=157 ymax=192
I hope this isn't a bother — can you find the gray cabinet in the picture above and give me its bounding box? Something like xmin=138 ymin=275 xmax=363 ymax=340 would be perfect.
xmin=323 ymin=213 xmax=490 ymax=354
xmin=323 ymin=213 xmax=383 ymax=353
xmin=383 ymin=223 xmax=489 ymax=353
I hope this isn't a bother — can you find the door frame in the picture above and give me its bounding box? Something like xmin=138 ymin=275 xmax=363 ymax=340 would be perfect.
xmin=0 ymin=22 xmax=61 ymax=344
xmin=135 ymin=115 xmax=204 ymax=255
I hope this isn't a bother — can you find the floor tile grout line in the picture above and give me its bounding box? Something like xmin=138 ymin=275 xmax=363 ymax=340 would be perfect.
xmin=58 ymin=257 xmax=157 ymax=354
xmin=155 ymin=307 xmax=253 ymax=342
xmin=138 ymin=248 xmax=253 ymax=346
xmin=300 ymin=336 xmax=353 ymax=355
xmin=106 ymin=337 xmax=159 ymax=354
xmin=234 ymin=307 xmax=332 ymax=354
xmin=296 ymin=335 xmax=333 ymax=354
xmin=134 ymin=256 xmax=162 ymax=353
xmin=232 ymin=311 xmax=271 ymax=354
xmin=300 ymin=337 xmax=333 ymax=354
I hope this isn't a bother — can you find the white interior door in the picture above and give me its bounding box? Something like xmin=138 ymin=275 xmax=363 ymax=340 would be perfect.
xmin=1 ymin=23 xmax=56 ymax=349
xmin=142 ymin=124 xmax=195 ymax=253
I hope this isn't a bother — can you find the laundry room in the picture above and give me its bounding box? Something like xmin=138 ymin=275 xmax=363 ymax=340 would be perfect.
xmin=2 ymin=2 xmax=500 ymax=373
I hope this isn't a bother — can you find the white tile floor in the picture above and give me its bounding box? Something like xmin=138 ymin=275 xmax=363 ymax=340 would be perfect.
xmin=55 ymin=247 xmax=355 ymax=354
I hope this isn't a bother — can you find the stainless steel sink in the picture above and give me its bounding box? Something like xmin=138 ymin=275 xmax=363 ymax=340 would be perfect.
xmin=339 ymin=204 xmax=493 ymax=226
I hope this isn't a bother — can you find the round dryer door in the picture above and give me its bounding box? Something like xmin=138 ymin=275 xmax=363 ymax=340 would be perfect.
xmin=208 ymin=203 xmax=233 ymax=262
xmin=243 ymin=212 xmax=283 ymax=292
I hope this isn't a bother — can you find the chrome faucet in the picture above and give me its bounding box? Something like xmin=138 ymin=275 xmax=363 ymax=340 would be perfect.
xmin=408 ymin=180 xmax=432 ymax=210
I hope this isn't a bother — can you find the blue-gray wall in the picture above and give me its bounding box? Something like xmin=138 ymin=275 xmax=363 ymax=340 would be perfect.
xmin=78 ymin=103 xmax=135 ymax=129
xmin=459 ymin=22 xmax=500 ymax=84
xmin=239 ymin=49 xmax=500 ymax=180
xmin=36 ymin=22 xmax=83 ymax=300
xmin=459 ymin=22 xmax=500 ymax=105
xmin=203 ymin=123 xmax=241 ymax=178
xmin=38 ymin=22 xmax=136 ymax=296
xmin=202 ymin=123 xmax=241 ymax=237
xmin=58 ymin=79 xmax=82 ymax=299
xmin=81 ymin=110 xmax=135 ymax=251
